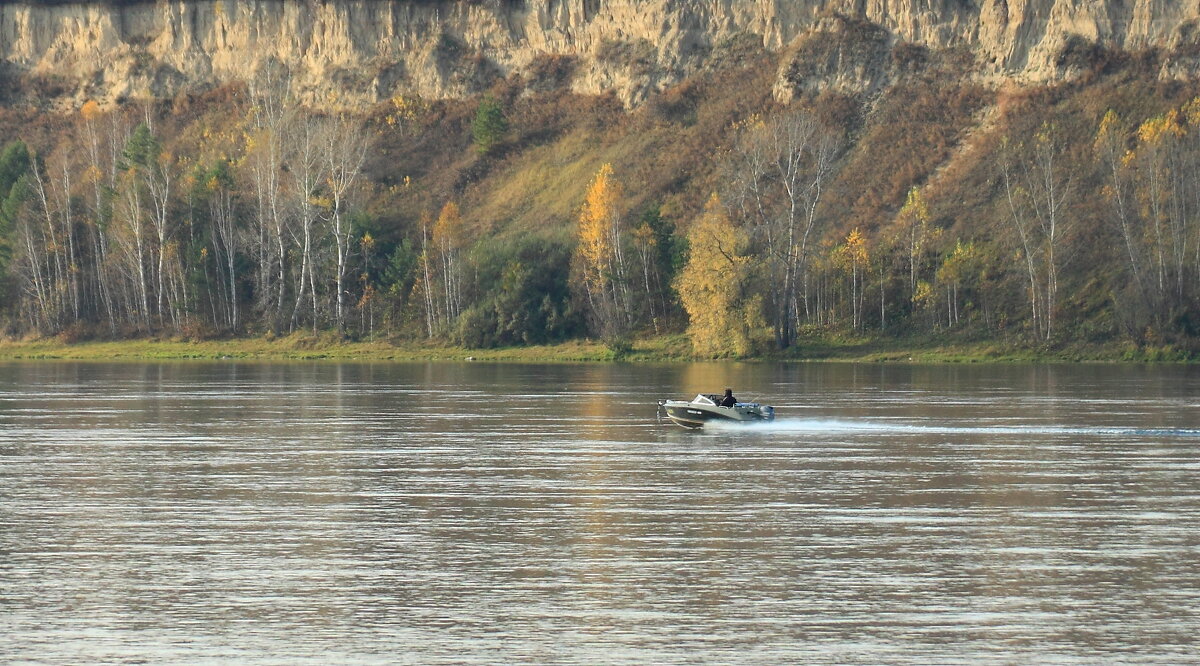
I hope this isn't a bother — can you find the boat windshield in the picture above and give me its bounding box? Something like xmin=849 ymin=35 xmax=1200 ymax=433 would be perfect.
xmin=692 ymin=394 xmax=716 ymax=405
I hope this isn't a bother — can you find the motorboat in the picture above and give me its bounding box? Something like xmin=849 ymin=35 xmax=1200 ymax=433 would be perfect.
xmin=658 ymin=393 xmax=775 ymax=429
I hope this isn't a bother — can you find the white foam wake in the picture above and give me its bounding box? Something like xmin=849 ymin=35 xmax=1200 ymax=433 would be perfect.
xmin=703 ymin=418 xmax=1200 ymax=438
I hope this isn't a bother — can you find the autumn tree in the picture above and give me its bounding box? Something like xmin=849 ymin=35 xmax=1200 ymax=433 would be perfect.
xmin=1093 ymin=101 xmax=1200 ymax=338
xmin=1136 ymin=106 xmax=1198 ymax=316
xmin=897 ymin=186 xmax=931 ymax=300
xmin=432 ymin=200 xmax=465 ymax=324
xmin=357 ymin=232 xmax=378 ymax=334
xmin=869 ymin=229 xmax=908 ymax=332
xmin=935 ymin=240 xmax=983 ymax=328
xmin=833 ymin=228 xmax=869 ymax=330
xmin=676 ymin=194 xmax=752 ymax=357
xmin=574 ymin=163 xmax=631 ymax=340
xmin=416 ymin=210 xmax=438 ymax=337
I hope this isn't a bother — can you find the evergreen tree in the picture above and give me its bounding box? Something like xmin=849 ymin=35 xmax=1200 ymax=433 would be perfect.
xmin=471 ymin=96 xmax=508 ymax=155
xmin=0 ymin=141 xmax=32 ymax=291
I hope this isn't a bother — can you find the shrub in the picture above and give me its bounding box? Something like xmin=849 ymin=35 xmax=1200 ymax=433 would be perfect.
xmin=891 ymin=42 xmax=929 ymax=72
xmin=1056 ymin=35 xmax=1124 ymax=76
xmin=526 ymin=54 xmax=577 ymax=91
xmin=458 ymin=235 xmax=582 ymax=347
xmin=604 ymin=335 xmax=633 ymax=358
xmin=454 ymin=305 xmax=495 ymax=348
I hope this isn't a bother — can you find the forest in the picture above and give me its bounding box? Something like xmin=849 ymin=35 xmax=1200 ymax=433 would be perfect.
xmin=2 ymin=38 xmax=1200 ymax=358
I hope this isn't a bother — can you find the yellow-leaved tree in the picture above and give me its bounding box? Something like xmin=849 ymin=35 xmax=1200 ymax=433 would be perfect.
xmin=898 ymin=186 xmax=930 ymax=299
xmin=432 ymin=201 xmax=464 ymax=323
xmin=936 ymin=239 xmax=982 ymax=327
xmin=1095 ymin=98 xmax=1200 ymax=333
xmin=833 ymin=228 xmax=869 ymax=329
xmin=574 ymin=163 xmax=629 ymax=338
xmin=675 ymin=194 xmax=752 ymax=357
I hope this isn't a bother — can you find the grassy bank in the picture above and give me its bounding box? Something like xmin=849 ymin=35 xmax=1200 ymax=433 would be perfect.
xmin=0 ymin=335 xmax=620 ymax=362
xmin=0 ymin=333 xmax=1191 ymax=363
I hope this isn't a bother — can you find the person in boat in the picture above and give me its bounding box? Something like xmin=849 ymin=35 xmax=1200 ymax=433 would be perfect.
xmin=719 ymin=388 xmax=738 ymax=407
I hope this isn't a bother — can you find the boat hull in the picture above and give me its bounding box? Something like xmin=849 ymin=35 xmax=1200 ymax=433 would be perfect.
xmin=660 ymin=400 xmax=774 ymax=429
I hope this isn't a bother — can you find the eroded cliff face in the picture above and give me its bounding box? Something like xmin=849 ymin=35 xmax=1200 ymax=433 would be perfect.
xmin=1 ymin=0 xmax=1198 ymax=110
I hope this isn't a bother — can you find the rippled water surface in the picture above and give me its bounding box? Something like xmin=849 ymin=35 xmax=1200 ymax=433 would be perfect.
xmin=2 ymin=361 xmax=1199 ymax=663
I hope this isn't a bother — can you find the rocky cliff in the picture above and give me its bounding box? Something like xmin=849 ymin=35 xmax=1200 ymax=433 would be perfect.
xmin=2 ymin=0 xmax=1199 ymax=110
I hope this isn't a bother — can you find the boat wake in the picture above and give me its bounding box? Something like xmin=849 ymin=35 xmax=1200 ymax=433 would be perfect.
xmin=704 ymin=418 xmax=1200 ymax=438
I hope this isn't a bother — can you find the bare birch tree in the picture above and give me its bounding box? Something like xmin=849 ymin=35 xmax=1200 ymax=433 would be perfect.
xmin=1001 ymin=126 xmax=1074 ymax=340
xmin=1095 ymin=110 xmax=1152 ymax=325
xmin=723 ymin=108 xmax=840 ymax=349
xmin=321 ymin=114 xmax=371 ymax=333
xmin=286 ymin=113 xmax=326 ymax=332
xmin=247 ymin=64 xmax=293 ymax=331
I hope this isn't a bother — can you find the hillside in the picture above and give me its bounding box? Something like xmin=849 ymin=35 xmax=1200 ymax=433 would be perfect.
xmin=1 ymin=1 xmax=1199 ymax=357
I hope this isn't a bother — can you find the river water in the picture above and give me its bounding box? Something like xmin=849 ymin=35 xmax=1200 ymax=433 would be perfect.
xmin=1 ymin=361 xmax=1198 ymax=664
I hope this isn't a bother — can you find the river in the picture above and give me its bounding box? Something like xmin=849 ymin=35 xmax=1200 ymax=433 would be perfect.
xmin=1 ymin=361 xmax=1198 ymax=663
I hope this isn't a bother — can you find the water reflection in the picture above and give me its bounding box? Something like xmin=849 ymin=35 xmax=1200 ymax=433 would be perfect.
xmin=1 ymin=361 xmax=1198 ymax=663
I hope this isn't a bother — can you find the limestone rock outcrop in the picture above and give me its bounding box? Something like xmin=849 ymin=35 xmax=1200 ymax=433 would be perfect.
xmin=1 ymin=0 xmax=1197 ymax=110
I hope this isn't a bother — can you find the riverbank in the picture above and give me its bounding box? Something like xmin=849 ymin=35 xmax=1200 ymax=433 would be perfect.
xmin=0 ymin=335 xmax=630 ymax=362
xmin=0 ymin=333 xmax=1191 ymax=363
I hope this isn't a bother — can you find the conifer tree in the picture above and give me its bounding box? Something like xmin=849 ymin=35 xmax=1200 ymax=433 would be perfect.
xmin=471 ymin=96 xmax=507 ymax=155
xmin=0 ymin=141 xmax=31 ymax=308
